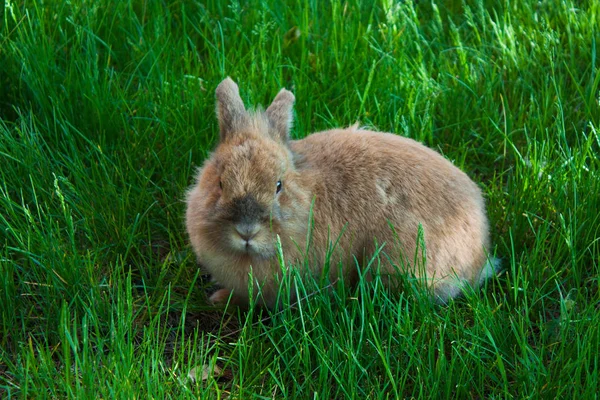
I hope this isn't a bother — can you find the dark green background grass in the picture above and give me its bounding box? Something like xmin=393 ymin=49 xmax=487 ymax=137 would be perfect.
xmin=1 ymin=0 xmax=599 ymax=397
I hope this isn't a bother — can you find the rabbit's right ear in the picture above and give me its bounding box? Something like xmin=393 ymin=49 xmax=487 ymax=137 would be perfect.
xmin=215 ymin=77 xmax=247 ymax=141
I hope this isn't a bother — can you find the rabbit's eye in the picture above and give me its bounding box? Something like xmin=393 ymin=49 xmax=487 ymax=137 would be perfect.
xmin=219 ymin=180 xmax=223 ymax=190
xmin=276 ymin=180 xmax=282 ymax=194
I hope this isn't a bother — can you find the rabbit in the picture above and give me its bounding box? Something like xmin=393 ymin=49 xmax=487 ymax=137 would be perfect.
xmin=185 ymin=77 xmax=498 ymax=309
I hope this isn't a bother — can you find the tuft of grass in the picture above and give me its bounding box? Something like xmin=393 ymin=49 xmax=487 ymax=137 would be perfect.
xmin=1 ymin=0 xmax=599 ymax=397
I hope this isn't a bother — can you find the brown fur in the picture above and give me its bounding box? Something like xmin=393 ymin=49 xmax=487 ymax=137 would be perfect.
xmin=186 ymin=77 xmax=495 ymax=308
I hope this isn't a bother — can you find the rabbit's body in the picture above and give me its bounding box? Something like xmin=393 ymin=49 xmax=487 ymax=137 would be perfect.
xmin=291 ymin=127 xmax=492 ymax=298
xmin=186 ymin=78 xmax=495 ymax=308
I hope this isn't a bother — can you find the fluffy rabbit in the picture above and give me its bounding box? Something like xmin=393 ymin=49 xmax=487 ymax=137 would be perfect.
xmin=186 ymin=77 xmax=497 ymax=308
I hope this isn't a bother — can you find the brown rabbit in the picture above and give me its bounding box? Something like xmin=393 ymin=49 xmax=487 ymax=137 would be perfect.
xmin=185 ymin=77 xmax=498 ymax=308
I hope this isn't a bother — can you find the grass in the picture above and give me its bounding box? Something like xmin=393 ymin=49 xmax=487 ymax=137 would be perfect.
xmin=1 ymin=0 xmax=599 ymax=397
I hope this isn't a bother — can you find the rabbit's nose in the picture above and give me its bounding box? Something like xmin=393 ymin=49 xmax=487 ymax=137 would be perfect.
xmin=235 ymin=223 xmax=260 ymax=241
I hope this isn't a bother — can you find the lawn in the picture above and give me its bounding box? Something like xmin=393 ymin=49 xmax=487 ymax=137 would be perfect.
xmin=1 ymin=0 xmax=599 ymax=397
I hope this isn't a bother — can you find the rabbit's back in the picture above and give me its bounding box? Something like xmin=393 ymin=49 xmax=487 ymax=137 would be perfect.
xmin=290 ymin=127 xmax=491 ymax=300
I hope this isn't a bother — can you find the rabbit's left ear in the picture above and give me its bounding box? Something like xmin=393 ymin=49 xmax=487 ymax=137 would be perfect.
xmin=266 ymin=88 xmax=295 ymax=142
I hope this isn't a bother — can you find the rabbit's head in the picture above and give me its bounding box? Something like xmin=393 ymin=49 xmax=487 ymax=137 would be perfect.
xmin=186 ymin=78 xmax=310 ymax=262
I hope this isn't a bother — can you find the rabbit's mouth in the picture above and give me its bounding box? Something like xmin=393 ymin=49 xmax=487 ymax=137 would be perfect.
xmin=228 ymin=232 xmax=252 ymax=251
xmin=228 ymin=231 xmax=276 ymax=259
xmin=238 ymin=238 xmax=257 ymax=254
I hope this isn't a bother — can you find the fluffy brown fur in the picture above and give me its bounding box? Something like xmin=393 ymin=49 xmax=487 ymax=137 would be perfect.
xmin=186 ymin=77 xmax=497 ymax=308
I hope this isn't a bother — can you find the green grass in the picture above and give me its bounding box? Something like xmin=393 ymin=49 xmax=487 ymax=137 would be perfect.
xmin=1 ymin=0 xmax=599 ymax=397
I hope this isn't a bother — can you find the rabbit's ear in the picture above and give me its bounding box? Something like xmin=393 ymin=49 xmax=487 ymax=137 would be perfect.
xmin=266 ymin=88 xmax=295 ymax=142
xmin=215 ymin=77 xmax=247 ymax=141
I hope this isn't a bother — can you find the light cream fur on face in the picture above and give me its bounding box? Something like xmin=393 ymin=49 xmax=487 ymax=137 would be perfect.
xmin=185 ymin=77 xmax=498 ymax=309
